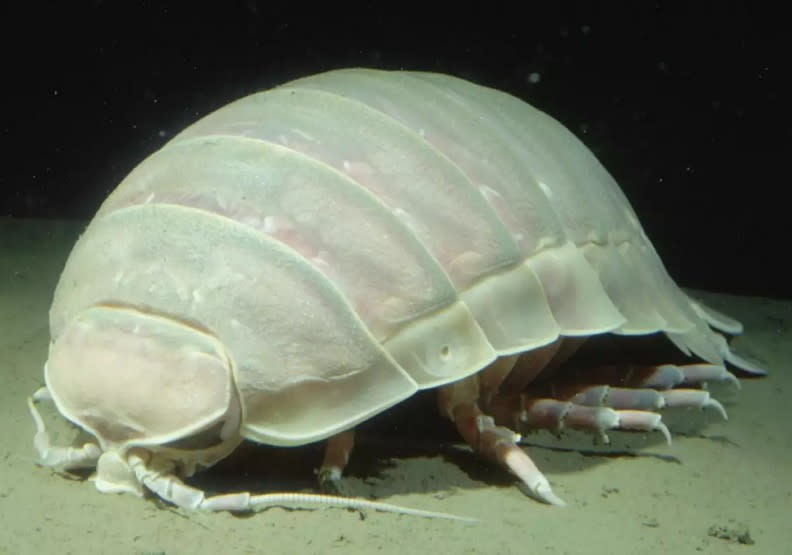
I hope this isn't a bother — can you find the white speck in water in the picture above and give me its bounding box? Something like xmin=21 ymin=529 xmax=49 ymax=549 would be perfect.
xmin=343 ymin=160 xmax=351 ymax=171
xmin=537 ymin=181 xmax=553 ymax=199
xmin=263 ymin=215 xmax=277 ymax=233
xmin=144 ymin=193 xmax=155 ymax=204
xmin=527 ymin=72 xmax=541 ymax=84
xmin=418 ymin=128 xmax=426 ymax=138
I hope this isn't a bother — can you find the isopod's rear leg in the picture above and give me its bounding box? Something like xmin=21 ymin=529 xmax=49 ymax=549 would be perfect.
xmin=490 ymin=361 xmax=736 ymax=445
xmin=317 ymin=429 xmax=355 ymax=494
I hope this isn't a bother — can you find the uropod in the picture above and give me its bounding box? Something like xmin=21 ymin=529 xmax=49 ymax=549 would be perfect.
xmin=28 ymin=68 xmax=763 ymax=518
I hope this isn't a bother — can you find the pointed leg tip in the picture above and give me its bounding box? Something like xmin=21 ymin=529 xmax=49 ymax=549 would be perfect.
xmin=705 ymin=398 xmax=728 ymax=420
xmin=316 ymin=467 xmax=345 ymax=496
xmin=517 ymin=480 xmax=566 ymax=506
xmin=657 ymin=421 xmax=672 ymax=446
xmin=542 ymin=490 xmax=567 ymax=507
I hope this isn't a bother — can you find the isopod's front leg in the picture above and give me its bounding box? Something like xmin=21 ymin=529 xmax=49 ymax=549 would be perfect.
xmin=437 ymin=374 xmax=565 ymax=506
xmin=27 ymin=387 xmax=101 ymax=470
xmin=316 ymin=429 xmax=355 ymax=494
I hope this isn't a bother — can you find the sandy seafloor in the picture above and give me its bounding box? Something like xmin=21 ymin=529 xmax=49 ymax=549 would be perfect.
xmin=0 ymin=216 xmax=789 ymax=555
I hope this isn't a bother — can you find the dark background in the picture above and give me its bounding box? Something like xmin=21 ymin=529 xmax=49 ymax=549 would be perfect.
xmin=2 ymin=2 xmax=788 ymax=299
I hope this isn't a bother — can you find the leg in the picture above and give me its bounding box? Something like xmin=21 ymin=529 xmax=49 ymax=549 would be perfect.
xmin=491 ymin=361 xmax=733 ymax=444
xmin=438 ymin=374 xmax=565 ymax=506
xmin=28 ymin=388 xmax=101 ymax=470
xmin=317 ymin=429 xmax=355 ymax=494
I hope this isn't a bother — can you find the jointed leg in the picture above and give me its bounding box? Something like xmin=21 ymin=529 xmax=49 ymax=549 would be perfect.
xmin=28 ymin=387 xmax=101 ymax=471
xmin=438 ymin=374 xmax=565 ymax=506
xmin=317 ymin=429 xmax=355 ymax=493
